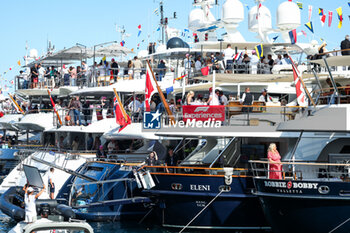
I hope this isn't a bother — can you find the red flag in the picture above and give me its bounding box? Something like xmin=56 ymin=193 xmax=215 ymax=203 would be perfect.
xmin=289 ymin=56 xmax=307 ymax=107
xmin=114 ymin=97 xmax=131 ymax=132
xmin=145 ymin=62 xmax=156 ymax=111
xmin=138 ymin=24 xmax=141 ymax=30
xmin=320 ymin=14 xmax=326 ymax=26
xmin=48 ymin=89 xmax=56 ymax=111
xmin=328 ymin=11 xmax=333 ymax=27
xmin=201 ymin=66 xmax=209 ymax=76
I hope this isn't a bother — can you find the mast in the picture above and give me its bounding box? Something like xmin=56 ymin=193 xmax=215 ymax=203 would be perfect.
xmin=160 ymin=1 xmax=165 ymax=44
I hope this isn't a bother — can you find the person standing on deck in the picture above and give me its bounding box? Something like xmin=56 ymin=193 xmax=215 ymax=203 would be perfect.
xmin=267 ymin=143 xmax=282 ymax=180
xmin=240 ymin=87 xmax=254 ymax=112
xmin=48 ymin=168 xmax=55 ymax=199
xmin=24 ymin=186 xmax=45 ymax=223
xmin=133 ymin=56 xmax=143 ymax=79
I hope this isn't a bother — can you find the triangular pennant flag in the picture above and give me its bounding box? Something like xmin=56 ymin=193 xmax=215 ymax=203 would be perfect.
xmin=305 ymin=22 xmax=314 ymax=33
xmin=328 ymin=11 xmax=333 ymax=27
xmin=17 ymin=60 xmax=21 ymax=66
xmin=289 ymin=29 xmax=297 ymax=44
xmin=138 ymin=30 xmax=142 ymax=37
xmin=297 ymin=2 xmax=303 ymax=9
xmin=348 ymin=2 xmax=350 ymax=7
xmin=255 ymin=44 xmax=263 ymax=59
xmin=137 ymin=24 xmax=141 ymax=30
xmin=272 ymin=36 xmax=279 ymax=42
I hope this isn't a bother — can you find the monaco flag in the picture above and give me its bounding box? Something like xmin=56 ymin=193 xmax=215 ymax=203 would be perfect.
xmin=114 ymin=97 xmax=131 ymax=132
xmin=289 ymin=56 xmax=308 ymax=107
xmin=145 ymin=62 xmax=157 ymax=111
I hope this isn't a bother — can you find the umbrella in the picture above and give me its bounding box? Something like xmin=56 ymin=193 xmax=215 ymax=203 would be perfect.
xmin=95 ymin=43 xmax=133 ymax=57
xmin=45 ymin=45 xmax=94 ymax=61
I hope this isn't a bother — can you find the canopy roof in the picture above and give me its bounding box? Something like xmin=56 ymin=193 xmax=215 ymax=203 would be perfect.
xmin=310 ymin=56 xmax=350 ymax=67
xmin=44 ymin=45 xmax=94 ymax=61
xmin=95 ymin=43 xmax=133 ymax=57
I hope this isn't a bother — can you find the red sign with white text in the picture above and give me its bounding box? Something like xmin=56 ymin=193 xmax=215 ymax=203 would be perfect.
xmin=182 ymin=105 xmax=225 ymax=122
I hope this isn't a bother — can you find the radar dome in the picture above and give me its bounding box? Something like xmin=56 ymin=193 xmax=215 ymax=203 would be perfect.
xmin=156 ymin=44 xmax=167 ymax=53
xmin=276 ymin=1 xmax=301 ymax=30
xmin=29 ymin=49 xmax=38 ymax=58
xmin=188 ymin=8 xmax=205 ymax=31
xmin=167 ymin=37 xmax=187 ymax=49
xmin=137 ymin=50 xmax=148 ymax=58
xmin=248 ymin=5 xmax=272 ymax=32
xmin=222 ymin=0 xmax=244 ymax=24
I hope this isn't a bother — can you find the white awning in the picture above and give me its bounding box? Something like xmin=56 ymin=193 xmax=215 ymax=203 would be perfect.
xmin=95 ymin=43 xmax=133 ymax=57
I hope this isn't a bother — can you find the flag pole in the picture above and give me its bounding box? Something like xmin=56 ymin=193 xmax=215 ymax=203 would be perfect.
xmin=113 ymin=88 xmax=129 ymax=122
xmin=47 ymin=90 xmax=62 ymax=126
xmin=288 ymin=54 xmax=316 ymax=107
xmin=8 ymin=93 xmax=24 ymax=114
xmin=146 ymin=60 xmax=175 ymax=124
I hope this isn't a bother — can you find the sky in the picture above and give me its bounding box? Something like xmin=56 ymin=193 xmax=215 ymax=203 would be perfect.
xmin=0 ymin=0 xmax=349 ymax=95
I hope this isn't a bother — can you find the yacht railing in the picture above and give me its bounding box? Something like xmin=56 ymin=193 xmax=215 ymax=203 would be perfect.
xmin=139 ymin=165 xmax=248 ymax=176
xmin=249 ymin=160 xmax=350 ymax=182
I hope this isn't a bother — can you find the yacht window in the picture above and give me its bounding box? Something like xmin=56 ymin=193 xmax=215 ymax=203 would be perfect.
xmin=340 ymin=145 xmax=350 ymax=154
xmin=285 ymin=137 xmax=334 ymax=161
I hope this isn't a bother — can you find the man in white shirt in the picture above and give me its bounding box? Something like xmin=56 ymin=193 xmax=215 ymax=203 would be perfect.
xmin=38 ymin=64 xmax=46 ymax=89
xmin=219 ymin=90 xmax=228 ymax=105
xmin=258 ymin=89 xmax=273 ymax=103
xmin=249 ymin=51 xmax=259 ymax=74
xmin=207 ymin=88 xmax=220 ymax=105
xmin=107 ymin=140 xmax=116 ymax=154
xmin=281 ymin=54 xmax=292 ymax=65
xmin=223 ymin=44 xmax=235 ymax=73
xmin=24 ymin=186 xmax=45 ymax=223
xmin=133 ymin=56 xmax=143 ymax=79
xmin=274 ymin=54 xmax=282 ymax=65
xmin=195 ymin=56 xmax=202 ymax=71
xmin=48 ymin=168 xmax=55 ymax=199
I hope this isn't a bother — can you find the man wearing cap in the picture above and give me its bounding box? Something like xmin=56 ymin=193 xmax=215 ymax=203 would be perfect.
xmin=258 ymin=89 xmax=273 ymax=103
xmin=24 ymin=185 xmax=45 ymax=223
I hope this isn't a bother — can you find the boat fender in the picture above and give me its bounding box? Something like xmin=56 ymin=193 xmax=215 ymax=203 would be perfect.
xmin=57 ymin=204 xmax=75 ymax=219
xmin=133 ymin=171 xmax=142 ymax=189
xmin=223 ymin=167 xmax=233 ymax=185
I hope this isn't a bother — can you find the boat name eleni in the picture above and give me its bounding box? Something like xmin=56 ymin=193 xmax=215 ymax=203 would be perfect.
xmin=190 ymin=184 xmax=211 ymax=191
xmin=264 ymin=181 xmax=318 ymax=189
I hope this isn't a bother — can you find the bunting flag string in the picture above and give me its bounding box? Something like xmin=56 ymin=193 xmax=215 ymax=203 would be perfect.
xmin=328 ymin=11 xmax=333 ymax=27
xmin=305 ymin=21 xmax=314 ymax=33
xmin=336 ymin=7 xmax=343 ymax=29
xmin=255 ymin=44 xmax=263 ymax=59
xmin=297 ymin=2 xmax=303 ymax=10
xmin=308 ymin=5 xmax=313 ymax=21
xmin=289 ymin=29 xmax=297 ymax=44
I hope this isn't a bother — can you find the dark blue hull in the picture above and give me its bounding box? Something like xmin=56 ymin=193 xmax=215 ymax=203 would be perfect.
xmin=59 ymin=162 xmax=150 ymax=222
xmin=254 ymin=178 xmax=350 ymax=233
xmin=145 ymin=174 xmax=269 ymax=229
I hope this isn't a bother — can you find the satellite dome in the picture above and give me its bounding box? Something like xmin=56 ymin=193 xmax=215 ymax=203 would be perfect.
xmin=167 ymin=37 xmax=186 ymax=49
xmin=29 ymin=49 xmax=38 ymax=58
xmin=276 ymin=1 xmax=301 ymax=30
xmin=188 ymin=8 xmax=206 ymax=31
xmin=222 ymin=0 xmax=244 ymax=24
xmin=183 ymin=42 xmax=190 ymax=49
xmin=248 ymin=4 xmax=272 ymax=32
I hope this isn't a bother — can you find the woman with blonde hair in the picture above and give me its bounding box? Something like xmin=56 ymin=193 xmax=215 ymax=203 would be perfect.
xmin=267 ymin=143 xmax=282 ymax=180
xmin=185 ymin=91 xmax=195 ymax=105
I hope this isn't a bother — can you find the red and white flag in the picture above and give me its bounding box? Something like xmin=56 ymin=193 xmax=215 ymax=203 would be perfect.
xmin=289 ymin=56 xmax=308 ymax=107
xmin=48 ymin=89 xmax=56 ymax=112
xmin=114 ymin=96 xmax=131 ymax=132
xmin=328 ymin=11 xmax=333 ymax=27
xmin=308 ymin=5 xmax=313 ymax=21
xmin=145 ymin=62 xmax=157 ymax=112
xmin=320 ymin=14 xmax=326 ymax=27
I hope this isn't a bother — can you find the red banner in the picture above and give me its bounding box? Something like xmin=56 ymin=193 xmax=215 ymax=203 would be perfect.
xmin=182 ymin=105 xmax=225 ymax=122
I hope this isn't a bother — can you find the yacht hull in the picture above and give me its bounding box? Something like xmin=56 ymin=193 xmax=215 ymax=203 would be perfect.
xmin=254 ymin=178 xmax=350 ymax=233
xmin=145 ymin=174 xmax=269 ymax=230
